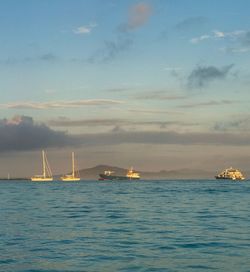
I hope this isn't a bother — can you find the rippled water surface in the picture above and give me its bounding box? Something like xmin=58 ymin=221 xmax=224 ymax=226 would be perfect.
xmin=1 ymin=180 xmax=250 ymax=271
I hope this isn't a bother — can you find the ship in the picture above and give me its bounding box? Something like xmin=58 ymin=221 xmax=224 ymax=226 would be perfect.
xmin=60 ymin=152 xmax=80 ymax=181
xmin=31 ymin=150 xmax=53 ymax=181
xmin=99 ymin=167 xmax=140 ymax=181
xmin=215 ymin=167 xmax=245 ymax=181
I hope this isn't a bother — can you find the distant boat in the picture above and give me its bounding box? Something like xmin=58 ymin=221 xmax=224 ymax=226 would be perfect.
xmin=215 ymin=167 xmax=245 ymax=181
xmin=99 ymin=167 xmax=140 ymax=181
xmin=31 ymin=150 xmax=53 ymax=181
xmin=60 ymin=152 xmax=80 ymax=181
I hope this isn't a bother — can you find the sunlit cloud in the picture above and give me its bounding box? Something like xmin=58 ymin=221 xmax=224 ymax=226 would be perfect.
xmin=179 ymin=100 xmax=238 ymax=109
xmin=1 ymin=99 xmax=124 ymax=110
xmin=119 ymin=2 xmax=153 ymax=32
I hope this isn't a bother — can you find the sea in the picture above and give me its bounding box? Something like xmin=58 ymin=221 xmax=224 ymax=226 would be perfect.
xmin=0 ymin=179 xmax=250 ymax=272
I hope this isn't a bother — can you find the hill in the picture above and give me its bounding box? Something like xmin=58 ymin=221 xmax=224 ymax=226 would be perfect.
xmin=77 ymin=165 xmax=215 ymax=180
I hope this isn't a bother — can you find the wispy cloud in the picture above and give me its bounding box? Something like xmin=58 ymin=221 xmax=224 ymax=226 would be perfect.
xmin=214 ymin=115 xmax=250 ymax=132
xmin=73 ymin=23 xmax=97 ymax=34
xmin=0 ymin=53 xmax=59 ymax=65
xmin=119 ymin=2 xmax=153 ymax=32
xmin=87 ymin=35 xmax=133 ymax=63
xmin=179 ymin=100 xmax=238 ymax=109
xmin=0 ymin=116 xmax=78 ymax=153
xmin=88 ymin=3 xmax=152 ymax=62
xmin=134 ymin=90 xmax=187 ymax=100
xmin=190 ymin=29 xmax=250 ymax=53
xmin=175 ymin=16 xmax=208 ymax=31
xmin=187 ymin=64 xmax=234 ymax=89
xmin=190 ymin=30 xmax=246 ymax=44
xmin=128 ymin=108 xmax=183 ymax=115
xmin=48 ymin=117 xmax=193 ymax=129
xmin=74 ymin=130 xmax=250 ymax=147
xmin=1 ymin=99 xmax=123 ymax=110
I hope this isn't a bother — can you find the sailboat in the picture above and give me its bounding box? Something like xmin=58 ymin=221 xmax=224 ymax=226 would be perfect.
xmin=31 ymin=150 xmax=53 ymax=181
xmin=60 ymin=152 xmax=80 ymax=181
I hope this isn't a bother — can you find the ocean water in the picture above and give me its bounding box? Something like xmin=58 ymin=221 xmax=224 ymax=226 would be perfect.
xmin=0 ymin=180 xmax=250 ymax=272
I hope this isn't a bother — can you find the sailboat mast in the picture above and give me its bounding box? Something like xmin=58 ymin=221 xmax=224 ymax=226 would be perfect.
xmin=42 ymin=150 xmax=46 ymax=178
xmin=72 ymin=152 xmax=75 ymax=178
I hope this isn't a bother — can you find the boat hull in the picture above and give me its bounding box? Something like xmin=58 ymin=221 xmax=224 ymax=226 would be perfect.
xmin=215 ymin=176 xmax=244 ymax=181
xmin=60 ymin=177 xmax=80 ymax=181
xmin=99 ymin=174 xmax=140 ymax=181
xmin=31 ymin=177 xmax=53 ymax=181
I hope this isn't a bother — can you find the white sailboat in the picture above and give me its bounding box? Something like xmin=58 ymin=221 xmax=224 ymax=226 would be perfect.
xmin=31 ymin=150 xmax=53 ymax=181
xmin=60 ymin=152 xmax=80 ymax=181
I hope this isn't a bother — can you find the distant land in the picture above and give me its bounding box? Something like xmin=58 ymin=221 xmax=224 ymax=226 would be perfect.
xmin=1 ymin=165 xmax=249 ymax=180
xmin=65 ymin=165 xmax=226 ymax=180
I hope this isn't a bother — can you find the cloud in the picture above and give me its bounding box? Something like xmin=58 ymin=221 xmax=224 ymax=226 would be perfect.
xmin=120 ymin=2 xmax=153 ymax=32
xmin=2 ymin=116 xmax=250 ymax=153
xmin=87 ymin=35 xmax=133 ymax=62
xmin=190 ymin=29 xmax=250 ymax=53
xmin=0 ymin=53 xmax=59 ymax=65
xmin=74 ymin=130 xmax=250 ymax=147
xmin=48 ymin=117 xmax=194 ymax=129
xmin=128 ymin=108 xmax=183 ymax=115
xmin=175 ymin=16 xmax=208 ymax=31
xmin=0 ymin=116 xmax=78 ymax=153
xmin=134 ymin=90 xmax=187 ymax=100
xmin=190 ymin=29 xmax=246 ymax=44
xmin=187 ymin=64 xmax=234 ymax=89
xmin=179 ymin=100 xmax=238 ymax=109
xmin=2 ymin=99 xmax=123 ymax=110
xmin=73 ymin=23 xmax=97 ymax=34
xmin=214 ymin=115 xmax=250 ymax=132
xmin=190 ymin=35 xmax=210 ymax=44
xmin=39 ymin=53 xmax=58 ymax=62
xmin=88 ymin=3 xmax=152 ymax=62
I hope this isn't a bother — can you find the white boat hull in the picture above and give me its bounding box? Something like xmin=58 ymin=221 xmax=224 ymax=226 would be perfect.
xmin=60 ymin=176 xmax=80 ymax=181
xmin=31 ymin=177 xmax=53 ymax=182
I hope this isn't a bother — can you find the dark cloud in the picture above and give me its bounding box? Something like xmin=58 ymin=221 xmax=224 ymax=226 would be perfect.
xmin=175 ymin=16 xmax=208 ymax=31
xmin=88 ymin=35 xmax=133 ymax=62
xmin=0 ymin=116 xmax=78 ymax=153
xmin=2 ymin=116 xmax=250 ymax=153
xmin=187 ymin=64 xmax=234 ymax=89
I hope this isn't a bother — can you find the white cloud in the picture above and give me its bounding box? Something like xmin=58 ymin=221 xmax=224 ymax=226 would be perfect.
xmin=190 ymin=29 xmax=247 ymax=44
xmin=73 ymin=23 xmax=97 ymax=35
xmin=213 ymin=30 xmax=225 ymax=38
xmin=190 ymin=35 xmax=210 ymax=44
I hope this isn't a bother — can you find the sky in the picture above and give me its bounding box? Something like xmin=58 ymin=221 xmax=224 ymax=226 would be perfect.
xmin=1 ymin=0 xmax=250 ymax=177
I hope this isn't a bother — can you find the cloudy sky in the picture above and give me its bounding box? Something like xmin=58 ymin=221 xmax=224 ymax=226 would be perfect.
xmin=1 ymin=0 xmax=250 ymax=177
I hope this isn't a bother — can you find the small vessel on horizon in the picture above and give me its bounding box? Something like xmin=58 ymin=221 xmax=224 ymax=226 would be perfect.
xmin=215 ymin=167 xmax=245 ymax=181
xmin=60 ymin=152 xmax=80 ymax=181
xmin=31 ymin=150 xmax=53 ymax=181
xmin=99 ymin=167 xmax=140 ymax=181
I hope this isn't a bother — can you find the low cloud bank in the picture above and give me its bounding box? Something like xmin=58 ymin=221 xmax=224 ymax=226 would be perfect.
xmin=0 ymin=116 xmax=78 ymax=152
xmin=1 ymin=116 xmax=250 ymax=153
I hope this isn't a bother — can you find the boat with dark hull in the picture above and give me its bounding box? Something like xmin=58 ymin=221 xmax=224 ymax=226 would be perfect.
xmin=215 ymin=167 xmax=245 ymax=181
xmin=99 ymin=168 xmax=140 ymax=181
